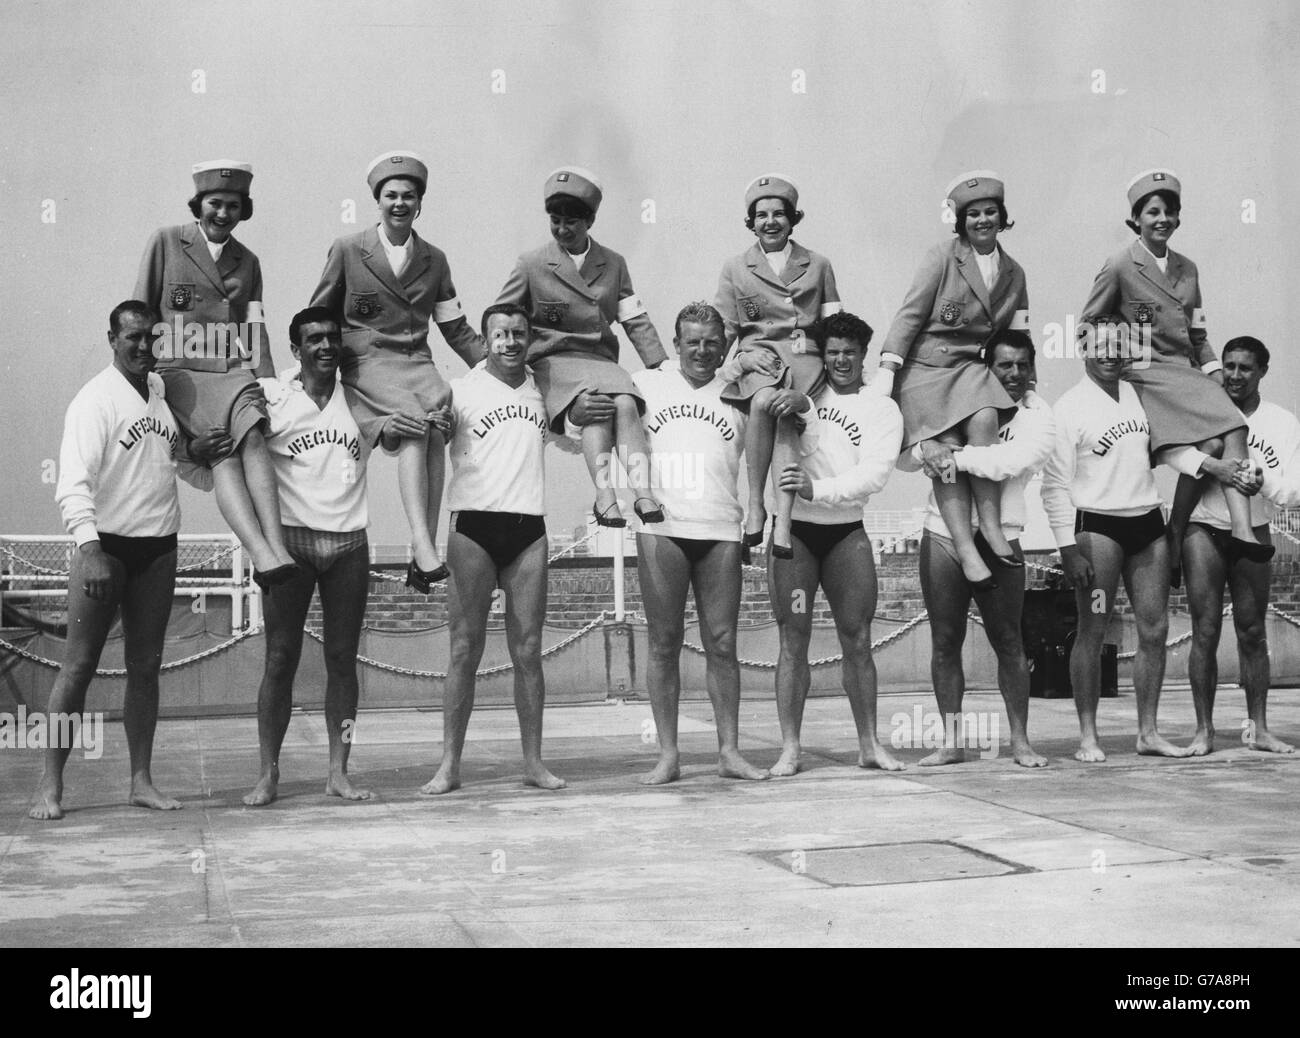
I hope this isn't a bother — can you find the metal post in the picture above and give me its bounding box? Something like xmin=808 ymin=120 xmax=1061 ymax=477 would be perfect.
xmin=613 ymin=527 xmax=625 ymax=622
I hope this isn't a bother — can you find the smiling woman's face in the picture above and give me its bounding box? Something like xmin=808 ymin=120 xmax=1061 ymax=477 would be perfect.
xmin=751 ymin=197 xmax=793 ymax=252
xmin=377 ymin=178 xmax=421 ymax=237
xmin=963 ymin=199 xmax=1001 ymax=251
xmin=198 ymin=191 xmax=244 ymax=242
xmin=1135 ymin=194 xmax=1179 ymax=252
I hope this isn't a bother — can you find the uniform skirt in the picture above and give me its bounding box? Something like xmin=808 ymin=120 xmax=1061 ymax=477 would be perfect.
xmin=1123 ymin=359 xmax=1245 ymax=453
xmin=338 ymin=328 xmax=451 ymax=444
xmin=160 ymin=366 xmax=267 ymax=454
xmin=893 ymin=344 xmax=1015 ymax=449
xmin=720 ymin=338 xmax=825 ymax=407
xmin=532 ymin=352 xmax=643 ymax=433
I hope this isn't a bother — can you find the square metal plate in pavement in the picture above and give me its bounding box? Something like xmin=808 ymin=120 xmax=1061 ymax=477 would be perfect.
xmin=758 ymin=840 xmax=1035 ymax=887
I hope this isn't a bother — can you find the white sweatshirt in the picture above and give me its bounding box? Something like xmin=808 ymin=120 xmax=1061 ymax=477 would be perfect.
xmin=898 ymin=390 xmax=1055 ymax=541
xmin=1192 ymin=399 xmax=1300 ymax=529
xmin=633 ymin=363 xmax=747 ymax=542
xmin=56 ymin=366 xmax=182 ymax=544
xmin=1041 ymin=377 xmax=1161 ymax=547
xmin=790 ymin=385 xmax=904 ymax=524
xmin=447 ymin=363 xmax=548 ymax=514
xmin=259 ymin=377 xmax=371 ymax=532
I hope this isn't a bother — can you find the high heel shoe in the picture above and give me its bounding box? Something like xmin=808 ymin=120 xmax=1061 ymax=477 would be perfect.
xmin=633 ymin=498 xmax=665 ymax=524
xmin=1229 ymin=537 xmax=1275 ymax=564
xmin=974 ymin=530 xmax=1023 ymax=569
xmin=405 ymin=559 xmax=449 ymax=594
xmin=741 ymin=529 xmax=764 ymax=566
xmin=770 ymin=541 xmax=795 ymax=561
xmin=253 ymin=563 xmax=299 ymax=592
xmin=593 ymin=502 xmax=627 ymax=528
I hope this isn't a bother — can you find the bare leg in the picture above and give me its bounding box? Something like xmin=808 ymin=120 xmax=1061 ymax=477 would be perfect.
xmin=422 ymin=530 xmax=497 ymax=794
xmin=635 ymin=534 xmax=690 ymax=785
xmin=821 ymin=530 xmax=904 ymax=770
xmin=1231 ymin=526 xmax=1292 ymax=752
xmin=613 ymin=395 xmax=661 ymax=515
xmin=29 ymin=551 xmax=124 ymax=820
xmin=243 ymin=551 xmax=315 ymax=806
xmin=1069 ymin=531 xmax=1123 ymax=762
xmin=212 ymin=452 xmax=284 ymax=573
xmin=771 ymin=415 xmax=800 ymax=554
xmin=768 ymin=530 xmax=819 ymax=775
xmin=963 ymin=408 xmax=1014 ymax=558
xmin=743 ymin=388 xmax=777 ymax=542
xmin=397 ymin=431 xmax=443 ymax=573
xmin=931 ymin=429 xmax=996 ymax=586
xmin=120 ymin=548 xmax=182 ymax=811
xmin=976 ymin=540 xmax=1044 ymax=766
xmin=320 ymin=538 xmax=372 ymax=799
xmin=581 ymin=417 xmax=621 ymax=522
xmin=918 ymin=531 xmax=974 ymax=765
xmin=1166 ymin=438 xmax=1222 ymax=588
xmin=501 ymin=535 xmax=564 ymax=789
xmin=1219 ymin=427 xmax=1264 ymax=543
xmin=691 ymin=540 xmax=766 ymax=780
xmin=239 ymin=427 xmax=293 ymax=564
xmin=1184 ymin=524 xmax=1227 ymax=756
xmin=1123 ymin=535 xmax=1189 ymax=757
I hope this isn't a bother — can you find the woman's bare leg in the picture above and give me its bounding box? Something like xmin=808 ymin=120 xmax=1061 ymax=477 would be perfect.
xmin=397 ymin=430 xmax=442 ymax=572
xmin=964 ymin=408 xmax=1014 ymax=559
xmin=580 ymin=417 xmax=621 ymax=521
xmin=613 ymin=395 xmax=661 ymax=515
xmin=771 ymin=415 xmax=800 ymax=553
xmin=743 ymin=388 xmax=777 ymax=542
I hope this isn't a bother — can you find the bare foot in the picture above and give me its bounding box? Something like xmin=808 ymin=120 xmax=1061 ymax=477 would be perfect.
xmin=325 ymin=772 xmax=373 ymax=800
xmin=28 ymin=777 xmax=64 ymax=821
xmin=858 ymin=741 xmax=906 ymax=771
xmin=420 ymin=766 xmax=460 ymax=795
xmin=1075 ymin=737 xmax=1106 ymax=762
xmin=242 ymin=770 xmax=279 ymax=807
xmin=918 ymin=746 xmax=966 ymax=766
xmin=1011 ymin=740 xmax=1049 ymax=768
xmin=718 ymin=749 xmax=768 ymax=781
xmin=523 ymin=763 xmax=567 ymax=790
xmin=639 ymin=754 xmax=681 ymax=785
xmin=1136 ymin=732 xmax=1192 ymax=758
xmin=1187 ymin=727 xmax=1214 ymax=756
xmin=767 ymin=747 xmax=800 ymax=777
xmin=130 ymin=779 xmax=182 ymax=811
xmin=1247 ymin=728 xmax=1295 ymax=754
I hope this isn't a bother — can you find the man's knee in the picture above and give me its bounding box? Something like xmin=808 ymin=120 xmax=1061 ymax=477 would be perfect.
xmin=1135 ymin=612 xmax=1170 ymax=649
xmin=613 ymin=394 xmax=639 ymax=420
xmin=1191 ymin=609 xmax=1224 ymax=653
xmin=323 ymin=642 xmax=360 ymax=677
xmin=647 ymin=626 xmax=685 ymax=661
xmin=835 ymin=620 xmax=872 ymax=658
xmin=449 ymin=632 xmax=487 ymax=667
xmin=264 ymin=642 xmax=302 ymax=682
xmin=699 ymin=624 xmax=737 ymax=663
xmin=1234 ymin=616 xmax=1268 ymax=656
xmin=930 ymin=621 xmax=966 ymax=661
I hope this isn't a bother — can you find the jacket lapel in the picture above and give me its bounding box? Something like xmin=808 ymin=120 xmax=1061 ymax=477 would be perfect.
xmin=745 ymin=243 xmax=787 ymax=293
xmin=582 ymin=239 xmax=610 ymax=288
xmin=546 ymin=239 xmax=597 ymax=301
xmin=181 ymin=223 xmax=229 ymax=295
xmin=402 ymin=232 xmax=432 ymax=292
xmin=1130 ymin=240 xmax=1180 ymax=302
xmin=360 ymin=225 xmax=408 ymax=299
xmin=955 ymin=240 xmax=993 ymax=317
xmin=781 ymin=241 xmax=811 ymax=287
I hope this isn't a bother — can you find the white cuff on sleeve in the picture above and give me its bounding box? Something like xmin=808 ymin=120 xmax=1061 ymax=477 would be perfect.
xmin=1052 ymin=526 xmax=1077 ymax=549
xmin=1191 ymin=307 xmax=1208 ymax=330
xmin=1009 ymin=309 xmax=1031 ymax=331
xmin=71 ymin=522 xmax=99 ymax=547
xmin=247 ymin=301 xmax=265 ymax=323
xmin=819 ymin=301 xmax=844 ymax=318
xmin=879 ymin=352 xmax=905 ymax=368
xmin=1200 ymin=360 xmax=1222 ymax=376
xmin=1163 ymin=445 xmax=1211 ymax=478
xmin=434 ymin=297 xmax=464 ymax=322
xmin=616 ymin=295 xmax=647 ymax=323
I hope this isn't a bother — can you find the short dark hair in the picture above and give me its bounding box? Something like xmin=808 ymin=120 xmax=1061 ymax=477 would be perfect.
xmin=372 ymin=174 xmax=425 ymax=201
xmin=1125 ymin=190 xmax=1181 ymax=235
xmin=819 ymin=311 xmax=874 ymax=352
xmin=546 ymin=195 xmax=595 ymax=222
xmin=109 ymin=299 xmax=160 ymax=334
xmin=289 ymin=306 xmax=341 ymax=348
xmin=954 ymin=200 xmax=1013 ymax=239
xmin=481 ymin=303 xmax=531 ymax=339
xmin=744 ymin=200 xmax=804 ymax=230
xmin=674 ymin=300 xmax=725 ymax=340
xmin=985 ymin=329 xmax=1035 ymax=365
xmin=1222 ymin=335 xmax=1270 ymax=369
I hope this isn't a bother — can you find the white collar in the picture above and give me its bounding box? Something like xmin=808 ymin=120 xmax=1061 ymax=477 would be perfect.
xmin=1137 ymin=237 xmax=1169 ymax=271
xmin=761 ymin=240 xmax=793 ymax=275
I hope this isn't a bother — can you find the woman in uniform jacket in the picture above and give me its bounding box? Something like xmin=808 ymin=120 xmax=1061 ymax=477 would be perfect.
xmin=134 ymin=160 xmax=297 ymax=589
xmin=1080 ymin=169 xmax=1267 ymax=584
xmin=876 ymin=171 xmax=1027 ymax=591
xmin=715 ymin=174 xmax=843 ymax=559
xmin=310 ymin=152 xmax=485 ymax=592
xmin=495 ymin=167 xmax=668 ymax=529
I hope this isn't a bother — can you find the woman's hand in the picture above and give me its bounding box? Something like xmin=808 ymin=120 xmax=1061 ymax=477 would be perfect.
xmin=777 ymin=463 xmax=815 ymax=500
xmin=78 ymin=542 xmax=115 ymax=602
xmin=1059 ymin=545 xmax=1094 ymax=590
xmin=738 ymin=348 xmax=782 ymax=377
xmin=765 ymin=389 xmax=809 ymax=418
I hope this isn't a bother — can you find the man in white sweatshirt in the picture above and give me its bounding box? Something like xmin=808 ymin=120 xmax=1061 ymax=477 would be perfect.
xmin=31 ymin=300 xmax=227 ymax=821
xmin=421 ymin=304 xmax=566 ymax=795
xmin=898 ymin=330 xmax=1052 ymax=766
xmin=1041 ymin=321 xmax=1189 ymax=762
xmin=768 ymin=311 xmax=905 ymax=776
xmin=1183 ymin=337 xmax=1297 ymax=754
